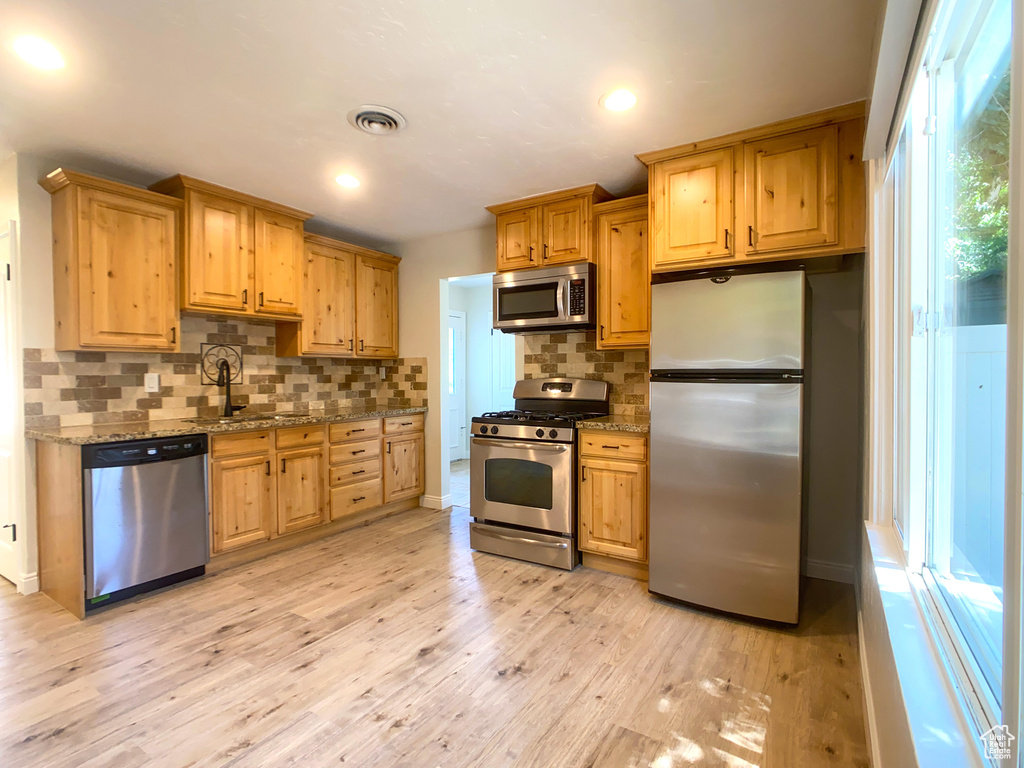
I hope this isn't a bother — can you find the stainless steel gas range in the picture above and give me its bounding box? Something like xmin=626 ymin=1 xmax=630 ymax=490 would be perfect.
xmin=469 ymin=378 xmax=610 ymax=570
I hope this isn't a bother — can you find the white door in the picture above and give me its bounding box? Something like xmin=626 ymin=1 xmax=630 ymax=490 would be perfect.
xmin=448 ymin=312 xmax=467 ymax=460
xmin=490 ymin=312 xmax=516 ymax=411
xmin=0 ymin=222 xmax=19 ymax=585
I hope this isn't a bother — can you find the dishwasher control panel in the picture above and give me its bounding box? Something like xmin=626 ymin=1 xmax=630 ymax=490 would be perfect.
xmin=82 ymin=434 xmax=208 ymax=469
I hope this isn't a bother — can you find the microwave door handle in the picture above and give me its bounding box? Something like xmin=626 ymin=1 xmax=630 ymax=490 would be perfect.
xmin=556 ymin=279 xmax=567 ymax=319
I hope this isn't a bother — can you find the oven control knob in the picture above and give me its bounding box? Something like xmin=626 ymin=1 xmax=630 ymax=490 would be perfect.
xmin=548 ymin=429 xmax=558 ymax=439
xmin=536 ymin=428 xmax=545 ymax=438
xmin=490 ymin=426 xmax=499 ymax=435
xmin=479 ymin=425 xmax=488 ymax=435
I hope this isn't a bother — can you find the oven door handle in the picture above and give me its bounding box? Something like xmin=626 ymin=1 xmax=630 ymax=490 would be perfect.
xmin=474 ymin=527 xmax=569 ymax=550
xmin=471 ymin=437 xmax=570 ymax=453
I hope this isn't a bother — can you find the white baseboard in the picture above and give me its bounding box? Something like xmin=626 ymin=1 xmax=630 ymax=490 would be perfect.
xmin=858 ymin=604 xmax=883 ymax=768
xmin=803 ymin=558 xmax=856 ymax=584
xmin=17 ymin=571 xmax=39 ymax=595
xmin=421 ymin=494 xmax=453 ymax=510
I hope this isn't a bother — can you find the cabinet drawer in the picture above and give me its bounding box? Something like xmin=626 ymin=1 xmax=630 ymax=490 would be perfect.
xmin=331 ymin=478 xmax=383 ymax=520
xmin=579 ymin=432 xmax=647 ymax=461
xmin=329 ymin=438 xmax=380 ymax=465
xmin=329 ymin=458 xmax=381 ymax=487
xmin=211 ymin=430 xmax=272 ymax=458
xmin=383 ymin=413 xmax=424 ymax=435
xmin=329 ymin=419 xmax=381 ymax=443
xmin=275 ymin=425 xmax=325 ymax=450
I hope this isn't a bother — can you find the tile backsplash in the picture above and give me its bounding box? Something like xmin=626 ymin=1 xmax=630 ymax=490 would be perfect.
xmin=522 ymin=332 xmax=649 ymax=416
xmin=23 ymin=315 xmax=427 ymax=430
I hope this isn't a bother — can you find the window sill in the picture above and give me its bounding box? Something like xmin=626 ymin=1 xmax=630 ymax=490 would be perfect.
xmin=860 ymin=523 xmax=987 ymax=768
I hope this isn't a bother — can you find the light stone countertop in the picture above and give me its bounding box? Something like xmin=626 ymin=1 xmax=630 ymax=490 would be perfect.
xmin=25 ymin=406 xmax=427 ymax=446
xmin=576 ymin=414 xmax=650 ymax=434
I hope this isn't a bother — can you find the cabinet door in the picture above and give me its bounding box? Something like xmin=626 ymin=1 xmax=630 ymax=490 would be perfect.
xmin=542 ymin=197 xmax=588 ymax=265
xmin=578 ymin=457 xmax=647 ymax=562
xmin=303 ymin=242 xmax=355 ymax=355
xmin=211 ymin=454 xmax=273 ymax=553
xmin=597 ymin=205 xmax=649 ymax=349
xmin=76 ymin=188 xmax=179 ymax=350
xmin=254 ymin=209 xmax=304 ymax=317
xmin=186 ymin=191 xmax=252 ymax=313
xmin=355 ymin=255 xmax=399 ymax=357
xmin=650 ymin=148 xmax=734 ymax=270
xmin=383 ymin=433 xmax=424 ymax=503
xmin=743 ymin=125 xmax=838 ymax=254
xmin=277 ymin=447 xmax=326 ymax=535
xmin=495 ymin=208 xmax=539 ymax=271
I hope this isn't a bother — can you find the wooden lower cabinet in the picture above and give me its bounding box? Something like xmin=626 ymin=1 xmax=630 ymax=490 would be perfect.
xmin=578 ymin=431 xmax=648 ymax=564
xmin=277 ymin=447 xmax=326 ymax=535
xmin=383 ymin=433 xmax=425 ymax=503
xmin=211 ymin=453 xmax=274 ymax=553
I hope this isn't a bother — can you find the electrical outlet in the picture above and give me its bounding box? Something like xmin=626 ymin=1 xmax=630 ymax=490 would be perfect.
xmin=379 ymin=366 xmax=387 ymax=380
xmin=144 ymin=373 xmax=160 ymax=393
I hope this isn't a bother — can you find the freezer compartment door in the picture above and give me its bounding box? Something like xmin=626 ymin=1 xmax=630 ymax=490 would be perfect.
xmin=651 ymin=271 xmax=804 ymax=370
xmin=648 ymin=380 xmax=802 ymax=623
xmin=84 ymin=454 xmax=209 ymax=598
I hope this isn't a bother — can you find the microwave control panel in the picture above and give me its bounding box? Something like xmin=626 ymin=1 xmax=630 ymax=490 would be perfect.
xmin=568 ymin=279 xmax=587 ymax=316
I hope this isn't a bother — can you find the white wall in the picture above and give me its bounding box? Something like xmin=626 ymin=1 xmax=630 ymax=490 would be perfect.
xmin=396 ymin=226 xmax=494 ymax=507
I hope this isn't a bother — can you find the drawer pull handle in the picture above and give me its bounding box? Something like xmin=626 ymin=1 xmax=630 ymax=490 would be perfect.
xmin=265 ymin=460 xmax=270 ymax=476
xmin=352 ymin=469 xmax=365 ymax=475
xmin=400 ymin=422 xmax=413 ymax=426
xmin=601 ymin=445 xmax=620 ymax=449
xmin=351 ymin=428 xmax=365 ymax=433
xmin=281 ymin=458 xmax=286 ymax=473
xmin=353 ymin=496 xmax=366 ymax=502
xmin=352 ymin=449 xmax=365 ymax=455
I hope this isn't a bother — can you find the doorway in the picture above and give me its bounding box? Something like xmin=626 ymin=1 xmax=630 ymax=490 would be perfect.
xmin=0 ymin=221 xmax=20 ymax=586
xmin=445 ymin=273 xmax=517 ymax=509
xmin=448 ymin=311 xmax=467 ymax=460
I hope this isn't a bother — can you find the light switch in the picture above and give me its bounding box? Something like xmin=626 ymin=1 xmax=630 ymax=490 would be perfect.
xmin=144 ymin=373 xmax=160 ymax=393
xmin=379 ymin=366 xmax=387 ymax=380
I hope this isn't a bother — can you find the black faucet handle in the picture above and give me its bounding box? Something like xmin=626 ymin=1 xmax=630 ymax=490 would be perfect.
xmin=230 ymin=405 xmax=246 ymax=415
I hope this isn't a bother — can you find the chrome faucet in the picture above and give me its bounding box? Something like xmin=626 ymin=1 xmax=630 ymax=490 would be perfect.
xmin=216 ymin=359 xmax=246 ymax=418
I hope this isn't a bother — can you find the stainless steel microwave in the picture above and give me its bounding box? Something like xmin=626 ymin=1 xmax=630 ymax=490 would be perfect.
xmin=492 ymin=263 xmax=595 ymax=333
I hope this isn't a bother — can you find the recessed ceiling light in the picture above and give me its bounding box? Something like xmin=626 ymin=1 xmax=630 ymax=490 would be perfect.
xmin=335 ymin=174 xmax=360 ymax=188
xmin=601 ymin=89 xmax=637 ymax=112
xmin=13 ymin=36 xmax=64 ymax=70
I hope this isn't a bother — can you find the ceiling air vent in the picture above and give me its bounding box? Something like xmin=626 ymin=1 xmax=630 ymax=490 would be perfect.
xmin=347 ymin=105 xmax=407 ymax=136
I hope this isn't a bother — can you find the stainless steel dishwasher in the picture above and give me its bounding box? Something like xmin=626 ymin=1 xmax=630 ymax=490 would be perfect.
xmin=82 ymin=434 xmax=209 ymax=609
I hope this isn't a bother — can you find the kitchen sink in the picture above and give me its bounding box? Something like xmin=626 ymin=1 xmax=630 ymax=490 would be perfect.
xmin=185 ymin=414 xmax=301 ymax=425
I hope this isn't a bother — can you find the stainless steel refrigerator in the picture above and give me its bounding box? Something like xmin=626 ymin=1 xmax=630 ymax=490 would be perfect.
xmin=648 ymin=270 xmax=805 ymax=623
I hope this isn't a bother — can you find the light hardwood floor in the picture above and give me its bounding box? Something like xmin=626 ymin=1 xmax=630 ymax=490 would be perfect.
xmin=0 ymin=505 xmax=868 ymax=767
xmin=451 ymin=459 xmax=470 ymax=508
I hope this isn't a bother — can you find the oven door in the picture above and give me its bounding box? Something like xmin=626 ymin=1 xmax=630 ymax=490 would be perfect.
xmin=493 ymin=278 xmax=568 ymax=330
xmin=470 ymin=436 xmax=574 ymax=534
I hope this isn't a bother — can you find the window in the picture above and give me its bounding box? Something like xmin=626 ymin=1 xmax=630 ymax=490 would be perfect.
xmin=889 ymin=0 xmax=1011 ymax=725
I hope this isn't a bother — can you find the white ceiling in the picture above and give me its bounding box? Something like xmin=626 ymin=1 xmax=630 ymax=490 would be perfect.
xmin=0 ymin=0 xmax=881 ymax=247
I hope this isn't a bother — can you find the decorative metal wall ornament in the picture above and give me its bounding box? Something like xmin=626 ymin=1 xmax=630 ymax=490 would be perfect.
xmin=200 ymin=344 xmax=243 ymax=385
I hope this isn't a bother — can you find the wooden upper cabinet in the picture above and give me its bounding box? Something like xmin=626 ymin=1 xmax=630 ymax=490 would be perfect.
xmin=300 ymin=240 xmax=355 ymax=355
xmin=742 ymin=125 xmax=838 ymax=254
xmin=186 ymin=191 xmax=251 ymax=313
xmin=149 ymin=175 xmax=311 ymax=319
xmin=542 ymin=197 xmax=588 ymax=265
xmin=487 ymin=185 xmax=612 ymax=272
xmin=638 ymin=103 xmax=866 ymax=272
xmin=595 ymin=196 xmax=649 ymax=349
xmin=276 ymin=235 xmax=400 ymax=359
xmin=355 ymin=253 xmax=399 ymax=358
xmin=41 ymin=169 xmax=181 ymax=352
xmin=253 ymin=209 xmax=303 ymax=317
xmin=496 ymin=208 xmax=539 ymax=271
xmin=651 ymin=149 xmax=734 ymax=269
